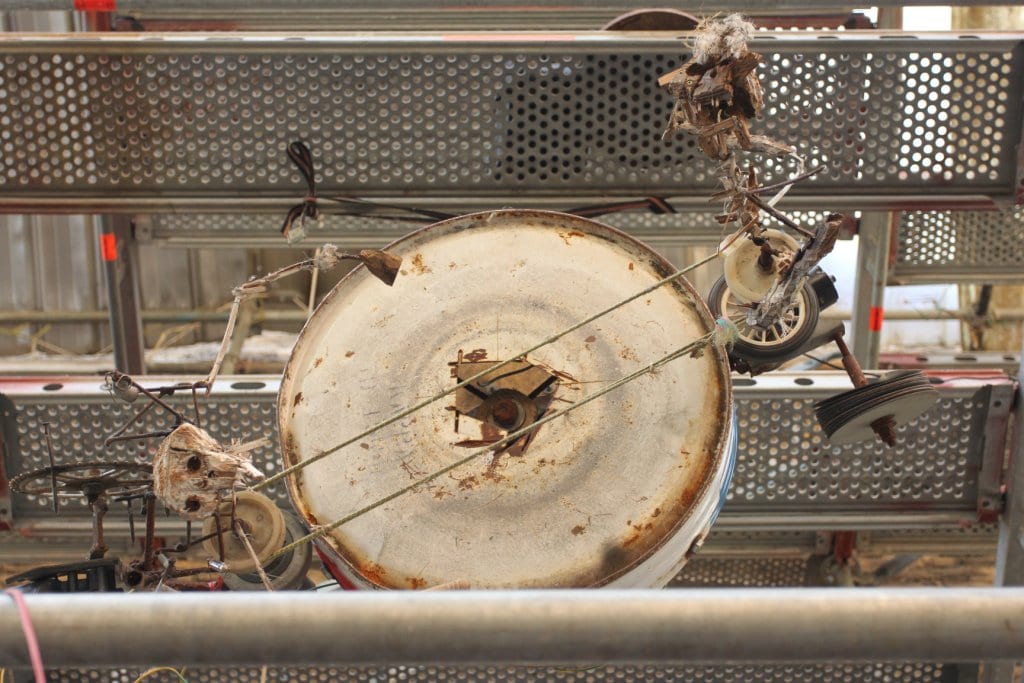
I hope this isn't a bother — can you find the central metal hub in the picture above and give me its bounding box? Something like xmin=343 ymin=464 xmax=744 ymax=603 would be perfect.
xmin=448 ymin=349 xmax=558 ymax=454
xmin=488 ymin=392 xmax=526 ymax=430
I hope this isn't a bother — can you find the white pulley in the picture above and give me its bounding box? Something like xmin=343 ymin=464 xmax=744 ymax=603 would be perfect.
xmin=721 ymin=228 xmax=800 ymax=303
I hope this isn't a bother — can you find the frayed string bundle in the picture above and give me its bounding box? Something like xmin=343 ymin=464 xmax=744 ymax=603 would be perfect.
xmin=691 ymin=13 xmax=756 ymax=63
xmin=714 ymin=317 xmax=740 ymax=349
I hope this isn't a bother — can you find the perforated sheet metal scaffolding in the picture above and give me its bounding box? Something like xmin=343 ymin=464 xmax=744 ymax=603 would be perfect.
xmin=1 ymin=372 xmax=1011 ymax=543
xmin=2 ymin=24 xmax=1024 ymax=683
xmin=0 ymin=32 xmax=1021 ymax=212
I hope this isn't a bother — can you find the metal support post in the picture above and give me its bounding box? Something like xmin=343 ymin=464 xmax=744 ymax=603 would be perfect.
xmin=983 ymin=337 xmax=1024 ymax=683
xmin=850 ymin=212 xmax=893 ymax=369
xmin=100 ymin=216 xmax=145 ymax=375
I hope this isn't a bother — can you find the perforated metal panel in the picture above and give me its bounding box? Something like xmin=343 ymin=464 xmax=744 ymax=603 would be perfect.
xmin=671 ymin=557 xmax=809 ymax=587
xmin=143 ymin=210 xmax=836 ymax=248
xmin=1 ymin=373 xmax=1008 ymax=522
xmin=892 ymin=208 xmax=1024 ymax=283
xmin=729 ymin=392 xmax=985 ymax=510
xmin=2 ymin=379 xmax=288 ymax=515
xmin=44 ymin=663 xmax=952 ymax=683
xmin=0 ymin=34 xmax=1020 ymax=211
xmin=860 ymin=524 xmax=998 ymax=554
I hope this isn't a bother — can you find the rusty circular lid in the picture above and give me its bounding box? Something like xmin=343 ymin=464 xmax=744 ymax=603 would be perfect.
xmin=278 ymin=210 xmax=732 ymax=589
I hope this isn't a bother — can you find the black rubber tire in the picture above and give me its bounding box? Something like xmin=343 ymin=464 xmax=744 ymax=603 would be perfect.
xmin=707 ymin=275 xmax=820 ymax=363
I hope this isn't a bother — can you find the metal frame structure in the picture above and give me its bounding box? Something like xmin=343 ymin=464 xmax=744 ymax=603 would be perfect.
xmin=1 ymin=18 xmax=1024 ymax=682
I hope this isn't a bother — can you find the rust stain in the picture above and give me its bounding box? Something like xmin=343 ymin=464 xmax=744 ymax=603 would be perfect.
xmin=408 ymin=577 xmax=427 ymax=590
xmin=559 ymin=230 xmax=586 ymax=245
xmin=571 ymin=524 xmax=587 ymax=536
xmin=410 ymin=253 xmax=432 ymax=275
xmin=360 ymin=443 xmax=370 ymax=450
xmin=359 ymin=561 xmax=388 ymax=586
xmin=449 ymin=261 xmax=457 ymax=270
xmin=584 ymin=335 xmax=596 ymax=343
xmin=652 ymin=507 xmax=662 ymax=517
xmin=292 ymin=391 xmax=304 ymax=407
xmin=313 ymin=357 xmax=324 ymax=368
xmin=457 ymin=475 xmax=479 ymax=491
xmin=619 ymin=347 xmax=640 ymax=362
xmin=464 ymin=348 xmax=488 ymax=362
xmin=628 ymin=262 xmax=635 ymax=271
xmin=433 ymin=488 xmax=450 ymax=500
xmin=345 ymin=351 xmax=355 ymax=358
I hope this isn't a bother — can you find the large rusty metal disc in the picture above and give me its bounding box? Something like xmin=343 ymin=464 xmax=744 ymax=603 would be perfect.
xmin=279 ymin=210 xmax=733 ymax=589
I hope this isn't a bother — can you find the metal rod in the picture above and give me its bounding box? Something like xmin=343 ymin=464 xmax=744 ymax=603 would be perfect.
xmin=0 ymin=0 xmax=1003 ymax=9
xmin=1 ymin=590 xmax=1023 ymax=667
xmin=4 ymin=307 xmax=1024 ymax=326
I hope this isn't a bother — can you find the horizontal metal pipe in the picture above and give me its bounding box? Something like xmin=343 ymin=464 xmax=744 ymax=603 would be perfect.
xmin=0 ymin=0 xmax=1004 ymax=9
xmin=6 ymin=308 xmax=1024 ymax=326
xmin=0 ymin=309 xmax=307 ymax=324
xmin=0 ymin=193 xmax=1007 ymax=215
xmin=1 ymin=589 xmax=1023 ymax=667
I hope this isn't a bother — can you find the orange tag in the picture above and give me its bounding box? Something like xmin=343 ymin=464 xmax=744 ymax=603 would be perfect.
xmin=869 ymin=306 xmax=884 ymax=332
xmin=74 ymin=0 xmax=116 ymax=10
xmin=100 ymin=233 xmax=118 ymax=262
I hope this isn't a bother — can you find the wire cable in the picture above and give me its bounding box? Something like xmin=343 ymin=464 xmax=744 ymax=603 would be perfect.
xmin=264 ymin=330 xmax=717 ymax=563
xmin=254 ymin=248 xmax=724 ymax=492
xmin=3 ymin=589 xmax=45 ymax=683
xmin=133 ymin=667 xmax=188 ymax=683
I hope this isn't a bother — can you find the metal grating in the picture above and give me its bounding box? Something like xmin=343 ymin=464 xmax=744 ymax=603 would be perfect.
xmin=671 ymin=557 xmax=809 ymax=587
xmin=44 ymin=663 xmax=952 ymax=682
xmin=1 ymin=373 xmax=1009 ymax=522
xmin=892 ymin=208 xmax=1024 ymax=283
xmin=142 ymin=210 xmax=834 ymax=248
xmin=3 ymin=380 xmax=288 ymax=515
xmin=727 ymin=389 xmax=1001 ymax=510
xmin=0 ymin=34 xmax=1021 ymax=211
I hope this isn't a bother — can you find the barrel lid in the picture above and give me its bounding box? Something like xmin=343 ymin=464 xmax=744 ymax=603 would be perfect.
xmin=278 ymin=210 xmax=732 ymax=588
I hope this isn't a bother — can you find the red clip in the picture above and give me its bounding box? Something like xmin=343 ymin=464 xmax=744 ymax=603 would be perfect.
xmin=74 ymin=0 xmax=116 ymax=10
xmin=100 ymin=233 xmax=118 ymax=262
xmin=868 ymin=306 xmax=884 ymax=332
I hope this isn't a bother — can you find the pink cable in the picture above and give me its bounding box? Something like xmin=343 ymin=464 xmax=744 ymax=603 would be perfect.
xmin=4 ymin=589 xmax=46 ymax=683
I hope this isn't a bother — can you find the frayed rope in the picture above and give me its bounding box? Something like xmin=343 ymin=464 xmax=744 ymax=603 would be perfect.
xmin=714 ymin=317 xmax=740 ymax=349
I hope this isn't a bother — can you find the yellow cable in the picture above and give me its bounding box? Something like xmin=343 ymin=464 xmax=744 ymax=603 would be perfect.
xmin=133 ymin=667 xmax=188 ymax=683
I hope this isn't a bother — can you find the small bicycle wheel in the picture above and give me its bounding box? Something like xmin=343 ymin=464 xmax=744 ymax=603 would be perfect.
xmin=708 ymin=276 xmax=819 ymax=362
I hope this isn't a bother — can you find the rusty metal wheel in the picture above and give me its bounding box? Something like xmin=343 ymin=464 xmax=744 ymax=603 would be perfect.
xmin=10 ymin=460 xmax=152 ymax=500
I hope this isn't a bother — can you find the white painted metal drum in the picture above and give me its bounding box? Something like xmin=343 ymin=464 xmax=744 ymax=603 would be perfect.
xmin=278 ymin=210 xmax=734 ymax=589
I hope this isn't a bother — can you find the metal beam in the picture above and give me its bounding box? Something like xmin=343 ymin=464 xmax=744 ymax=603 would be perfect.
xmin=850 ymin=212 xmax=893 ymax=368
xmin=99 ymin=216 xmax=145 ymax=375
xmin=0 ymin=0 xmax=1014 ymax=9
xmin=1 ymin=590 xmax=1024 ymax=668
xmin=984 ymin=336 xmax=1024 ymax=683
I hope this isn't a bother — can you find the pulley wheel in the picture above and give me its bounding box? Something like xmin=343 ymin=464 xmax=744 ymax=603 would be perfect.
xmin=814 ymin=371 xmax=939 ymax=446
xmin=721 ymin=228 xmax=800 ymax=303
xmin=223 ymin=509 xmax=313 ymax=591
xmin=202 ymin=491 xmax=287 ymax=574
xmin=279 ymin=209 xmax=734 ymax=589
